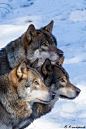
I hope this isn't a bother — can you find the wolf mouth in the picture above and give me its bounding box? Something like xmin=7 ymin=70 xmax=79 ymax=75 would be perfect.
xmin=59 ymin=95 xmax=75 ymax=100
xmin=36 ymin=98 xmax=51 ymax=103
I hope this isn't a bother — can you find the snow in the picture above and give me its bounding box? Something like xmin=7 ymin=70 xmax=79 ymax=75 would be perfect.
xmin=0 ymin=0 xmax=86 ymax=128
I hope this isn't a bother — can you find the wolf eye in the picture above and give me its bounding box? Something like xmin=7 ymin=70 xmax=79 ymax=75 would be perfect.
xmin=60 ymin=78 xmax=65 ymax=82
xmin=34 ymin=81 xmax=39 ymax=85
xmin=25 ymin=85 xmax=29 ymax=88
xmin=42 ymin=43 xmax=47 ymax=47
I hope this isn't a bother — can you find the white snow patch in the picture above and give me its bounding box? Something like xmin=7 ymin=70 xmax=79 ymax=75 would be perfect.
xmin=68 ymin=10 xmax=86 ymax=22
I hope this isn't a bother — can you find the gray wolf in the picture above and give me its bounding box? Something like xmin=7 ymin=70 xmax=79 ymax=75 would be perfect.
xmin=0 ymin=20 xmax=63 ymax=75
xmin=0 ymin=61 xmax=55 ymax=129
xmin=32 ymin=57 xmax=81 ymax=117
xmin=16 ymin=57 xmax=81 ymax=129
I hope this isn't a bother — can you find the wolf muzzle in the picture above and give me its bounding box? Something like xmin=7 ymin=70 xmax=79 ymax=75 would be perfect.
xmin=51 ymin=91 xmax=56 ymax=100
xmin=76 ymin=87 xmax=81 ymax=97
xmin=58 ymin=50 xmax=64 ymax=58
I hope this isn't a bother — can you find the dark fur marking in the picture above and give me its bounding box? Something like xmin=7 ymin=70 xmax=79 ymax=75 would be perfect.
xmin=54 ymin=65 xmax=69 ymax=79
xmin=38 ymin=29 xmax=57 ymax=46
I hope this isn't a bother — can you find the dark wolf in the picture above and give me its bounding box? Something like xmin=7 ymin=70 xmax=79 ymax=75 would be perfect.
xmin=0 ymin=61 xmax=55 ymax=129
xmin=0 ymin=20 xmax=63 ymax=75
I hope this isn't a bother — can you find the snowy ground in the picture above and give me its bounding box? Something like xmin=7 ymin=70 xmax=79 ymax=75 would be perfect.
xmin=0 ymin=0 xmax=86 ymax=128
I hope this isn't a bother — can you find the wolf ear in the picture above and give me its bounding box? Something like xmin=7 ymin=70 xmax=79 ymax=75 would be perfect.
xmin=54 ymin=56 xmax=65 ymax=66
xmin=26 ymin=24 xmax=37 ymax=41
xmin=41 ymin=20 xmax=54 ymax=33
xmin=17 ymin=61 xmax=28 ymax=79
xmin=30 ymin=58 xmax=39 ymax=68
xmin=41 ymin=58 xmax=52 ymax=75
xmin=9 ymin=61 xmax=28 ymax=86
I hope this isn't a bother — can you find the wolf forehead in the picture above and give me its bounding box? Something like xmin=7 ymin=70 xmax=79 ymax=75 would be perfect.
xmin=46 ymin=64 xmax=69 ymax=82
xmin=27 ymin=29 xmax=57 ymax=47
xmin=27 ymin=66 xmax=43 ymax=80
xmin=37 ymin=29 xmax=57 ymax=45
xmin=54 ymin=65 xmax=69 ymax=78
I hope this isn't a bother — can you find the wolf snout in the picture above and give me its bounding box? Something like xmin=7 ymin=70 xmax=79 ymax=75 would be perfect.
xmin=58 ymin=50 xmax=64 ymax=58
xmin=76 ymin=88 xmax=81 ymax=97
xmin=51 ymin=91 xmax=56 ymax=100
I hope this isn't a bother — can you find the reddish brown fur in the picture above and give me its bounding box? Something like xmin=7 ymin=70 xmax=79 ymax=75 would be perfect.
xmin=0 ymin=61 xmax=53 ymax=129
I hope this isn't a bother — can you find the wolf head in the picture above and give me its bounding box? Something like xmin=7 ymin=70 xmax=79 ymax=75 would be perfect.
xmin=22 ymin=20 xmax=63 ymax=66
xmin=9 ymin=61 xmax=55 ymax=104
xmin=37 ymin=58 xmax=81 ymax=100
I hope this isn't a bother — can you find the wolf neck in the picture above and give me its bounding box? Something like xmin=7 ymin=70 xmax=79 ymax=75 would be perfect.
xmin=36 ymin=58 xmax=45 ymax=67
xmin=6 ymin=36 xmax=27 ymax=69
xmin=0 ymin=74 xmax=32 ymax=123
xmin=0 ymin=74 xmax=17 ymax=110
xmin=0 ymin=74 xmax=9 ymax=96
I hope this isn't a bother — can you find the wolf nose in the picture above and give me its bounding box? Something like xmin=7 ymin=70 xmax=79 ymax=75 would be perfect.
xmin=51 ymin=91 xmax=56 ymax=100
xmin=58 ymin=50 xmax=64 ymax=57
xmin=76 ymin=88 xmax=81 ymax=96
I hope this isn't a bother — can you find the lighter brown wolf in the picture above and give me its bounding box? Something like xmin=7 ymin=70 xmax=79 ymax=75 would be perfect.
xmin=0 ymin=61 xmax=55 ymax=129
